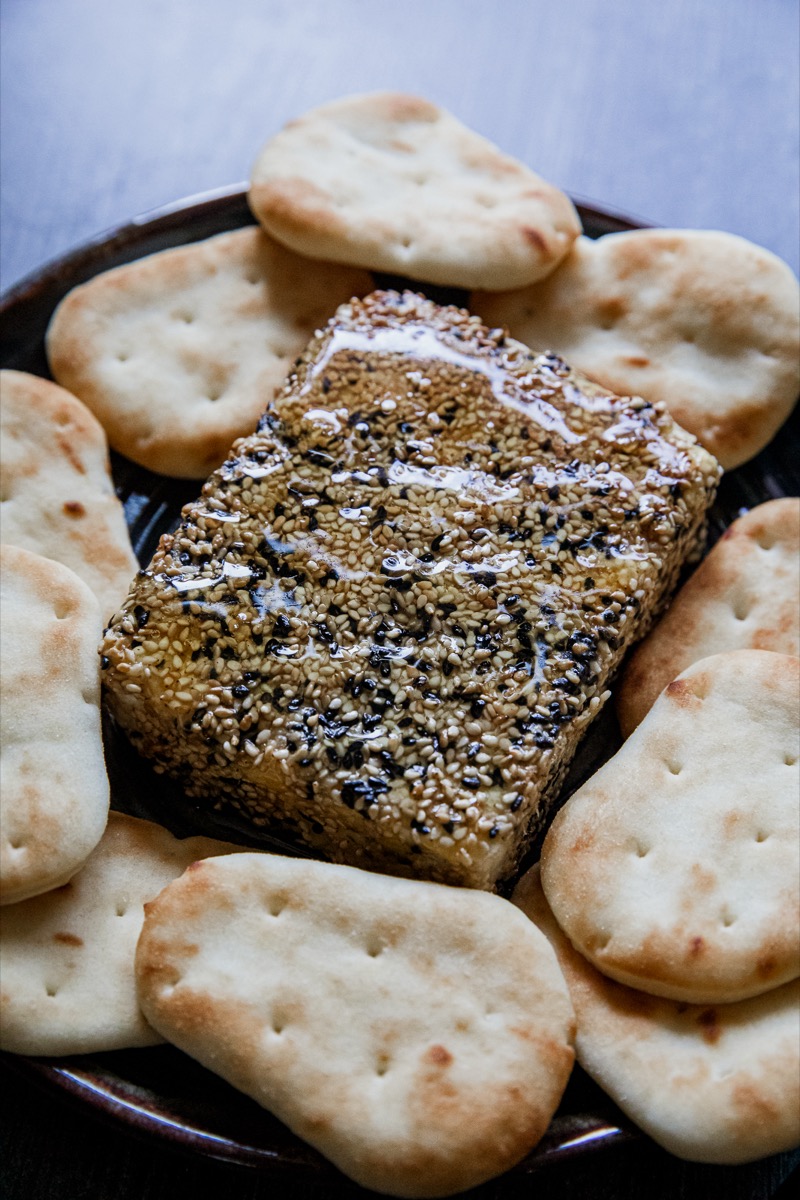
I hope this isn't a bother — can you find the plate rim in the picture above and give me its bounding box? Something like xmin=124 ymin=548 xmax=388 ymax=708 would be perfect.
xmin=0 ymin=183 xmax=652 ymax=315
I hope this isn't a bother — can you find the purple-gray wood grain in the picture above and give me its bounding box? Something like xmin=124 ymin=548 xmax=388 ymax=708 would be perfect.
xmin=1 ymin=0 xmax=798 ymax=291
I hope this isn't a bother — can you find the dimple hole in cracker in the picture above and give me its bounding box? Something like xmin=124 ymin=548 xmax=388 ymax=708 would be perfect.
xmin=53 ymin=599 xmax=74 ymax=620
xmin=161 ymin=969 xmax=182 ymax=992
xmin=666 ymin=759 xmax=683 ymax=776
xmin=45 ymin=984 xmax=59 ymax=998
xmin=267 ymin=895 xmax=285 ymax=918
xmin=784 ymin=753 xmax=798 ymax=766
xmin=721 ymin=908 xmax=737 ymax=927
xmin=365 ymin=932 xmax=384 ymax=958
xmin=732 ymin=596 xmax=751 ymax=621
xmin=755 ymin=831 xmax=770 ymax=843
xmin=115 ymin=352 xmax=129 ymax=363
xmin=635 ymin=843 xmax=650 ymax=858
xmin=115 ymin=902 xmax=127 ymax=917
xmin=375 ymin=1053 xmax=391 ymax=1076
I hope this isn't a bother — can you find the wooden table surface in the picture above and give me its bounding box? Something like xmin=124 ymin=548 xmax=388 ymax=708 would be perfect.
xmin=1 ymin=1 xmax=798 ymax=1197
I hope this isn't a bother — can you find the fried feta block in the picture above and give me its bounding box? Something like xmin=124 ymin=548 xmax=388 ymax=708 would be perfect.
xmin=102 ymin=291 xmax=719 ymax=888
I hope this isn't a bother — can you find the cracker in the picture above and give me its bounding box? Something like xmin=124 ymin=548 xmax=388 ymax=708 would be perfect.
xmin=135 ymin=852 xmax=575 ymax=1197
xmin=541 ymin=650 xmax=800 ymax=1004
xmin=0 ymin=370 xmax=138 ymax=620
xmin=249 ymin=92 xmax=581 ymax=291
xmin=45 ymin=227 xmax=372 ymax=478
xmin=617 ymin=498 xmax=800 ymax=736
xmin=472 ymin=230 xmax=800 ymax=468
xmin=0 ymin=546 xmax=109 ymax=905
xmin=0 ymin=812 xmax=240 ymax=1055
xmin=513 ymin=866 xmax=800 ymax=1165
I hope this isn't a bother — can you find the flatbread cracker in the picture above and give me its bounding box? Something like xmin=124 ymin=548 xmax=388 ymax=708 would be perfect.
xmin=541 ymin=651 xmax=800 ymax=1004
xmin=473 ymin=229 xmax=800 ymax=468
xmin=249 ymin=92 xmax=581 ymax=290
xmin=0 ymin=546 xmax=109 ymax=905
xmin=513 ymin=866 xmax=800 ymax=1165
xmin=46 ymin=227 xmax=372 ymax=478
xmin=136 ymin=853 xmax=575 ymax=1197
xmin=0 ymin=370 xmax=138 ymax=620
xmin=617 ymin=498 xmax=800 ymax=736
xmin=0 ymin=812 xmax=240 ymax=1055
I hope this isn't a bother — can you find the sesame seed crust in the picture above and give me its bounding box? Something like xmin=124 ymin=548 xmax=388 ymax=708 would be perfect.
xmin=101 ymin=290 xmax=720 ymax=889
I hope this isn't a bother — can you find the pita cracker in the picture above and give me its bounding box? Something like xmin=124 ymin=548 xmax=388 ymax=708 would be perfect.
xmin=618 ymin=498 xmax=800 ymax=736
xmin=513 ymin=866 xmax=800 ymax=1165
xmin=473 ymin=229 xmax=800 ymax=468
xmin=136 ymin=852 xmax=575 ymax=1197
xmin=249 ymin=92 xmax=581 ymax=290
xmin=46 ymin=227 xmax=372 ymax=478
xmin=541 ymin=651 xmax=800 ymax=1004
xmin=0 ymin=812 xmax=240 ymax=1055
xmin=0 ymin=546 xmax=109 ymax=905
xmin=0 ymin=370 xmax=138 ymax=620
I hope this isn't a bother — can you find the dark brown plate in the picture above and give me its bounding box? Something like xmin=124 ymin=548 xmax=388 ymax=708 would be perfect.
xmin=1 ymin=187 xmax=797 ymax=1187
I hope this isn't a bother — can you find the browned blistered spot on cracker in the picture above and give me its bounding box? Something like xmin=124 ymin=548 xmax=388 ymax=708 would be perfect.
xmin=697 ymin=1008 xmax=721 ymax=1044
xmin=424 ymin=1044 xmax=453 ymax=1067
xmin=623 ymin=355 xmax=650 ymax=368
xmin=689 ymin=863 xmax=717 ymax=893
xmin=689 ymin=936 xmax=706 ymax=958
xmin=666 ymin=675 xmax=707 ymax=709
xmin=757 ymin=954 xmax=778 ymax=980
xmin=62 ymin=500 xmax=86 ymax=518
xmin=731 ymin=1078 xmax=782 ymax=1126
xmin=597 ymin=297 xmax=628 ymax=324
xmin=751 ymin=608 xmax=797 ymax=649
xmin=522 ymin=227 xmax=547 ymax=253
xmin=55 ymin=434 xmax=88 ymax=475
xmin=53 ymin=931 xmax=83 ymax=947
xmin=382 ymin=94 xmax=439 ymax=124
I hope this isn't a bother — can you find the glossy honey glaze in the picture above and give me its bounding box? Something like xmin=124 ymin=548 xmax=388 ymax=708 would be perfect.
xmin=102 ymin=290 xmax=720 ymax=887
